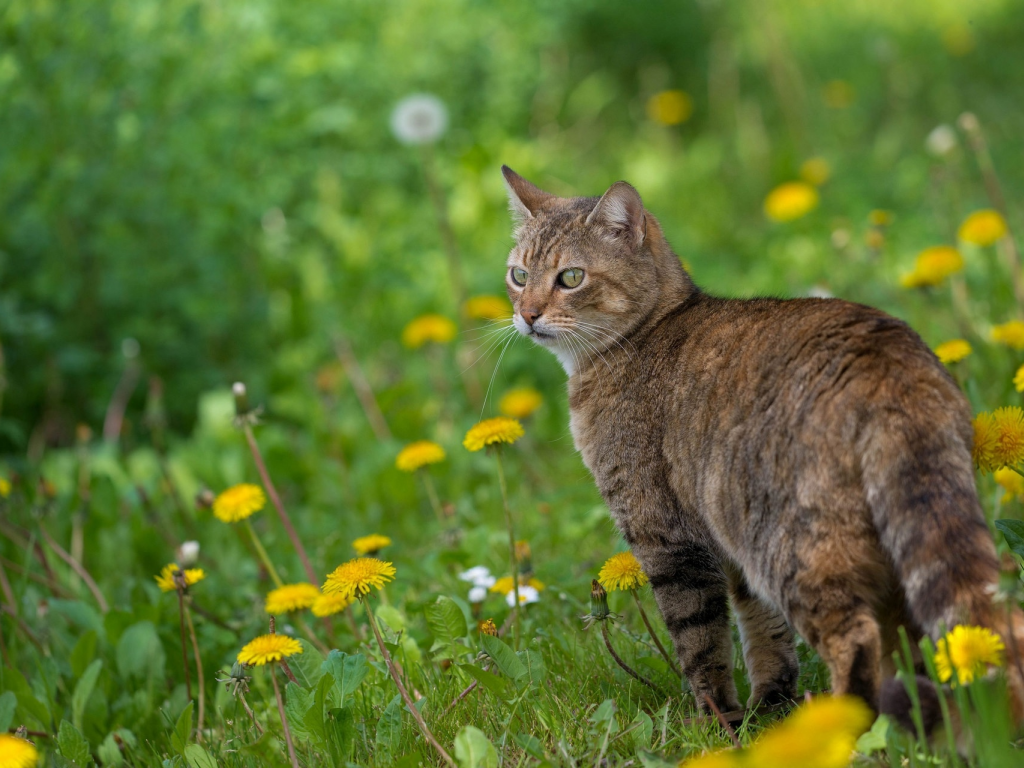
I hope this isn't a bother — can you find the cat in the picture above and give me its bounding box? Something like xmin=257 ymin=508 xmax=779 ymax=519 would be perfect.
xmin=499 ymin=165 xmax=1024 ymax=720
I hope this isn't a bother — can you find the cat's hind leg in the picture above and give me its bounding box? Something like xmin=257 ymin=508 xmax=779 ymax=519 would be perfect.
xmin=727 ymin=567 xmax=800 ymax=708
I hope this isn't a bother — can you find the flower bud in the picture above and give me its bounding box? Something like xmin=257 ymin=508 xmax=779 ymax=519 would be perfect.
xmin=479 ymin=618 xmax=498 ymax=636
xmin=177 ymin=540 xmax=200 ymax=566
xmin=232 ymin=382 xmax=249 ymax=415
xmin=590 ymin=579 xmax=610 ymax=620
xmin=195 ymin=488 xmax=215 ymax=509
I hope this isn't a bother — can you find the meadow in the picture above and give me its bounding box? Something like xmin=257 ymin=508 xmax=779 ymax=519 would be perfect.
xmin=2 ymin=0 xmax=1024 ymax=766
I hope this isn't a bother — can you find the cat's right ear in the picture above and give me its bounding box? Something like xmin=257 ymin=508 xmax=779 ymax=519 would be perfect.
xmin=502 ymin=165 xmax=554 ymax=228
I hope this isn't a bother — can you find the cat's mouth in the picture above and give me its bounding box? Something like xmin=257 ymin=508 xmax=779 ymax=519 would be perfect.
xmin=529 ymin=328 xmax=556 ymax=341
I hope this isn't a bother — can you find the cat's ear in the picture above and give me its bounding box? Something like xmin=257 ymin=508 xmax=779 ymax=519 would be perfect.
xmin=502 ymin=165 xmax=554 ymax=226
xmin=586 ymin=181 xmax=646 ymax=247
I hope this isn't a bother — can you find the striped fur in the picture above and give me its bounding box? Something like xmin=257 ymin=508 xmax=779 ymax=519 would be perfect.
xmin=500 ymin=166 xmax=1024 ymax=717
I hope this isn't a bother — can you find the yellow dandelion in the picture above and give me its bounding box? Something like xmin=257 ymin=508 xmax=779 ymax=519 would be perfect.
xmin=489 ymin=575 xmax=545 ymax=594
xmin=933 ymin=339 xmax=972 ymax=365
xmin=499 ymin=388 xmax=543 ymax=419
xmin=0 ymin=734 xmax=39 ymax=768
xmin=237 ymin=634 xmax=303 ymax=666
xmin=154 ymin=563 xmax=205 ymax=593
xmin=992 ymin=320 xmax=1024 ymax=350
xmin=764 ymin=182 xmax=819 ymax=223
xmin=464 ymin=295 xmax=512 ymax=321
xmin=395 ymin=440 xmax=446 ymax=472
xmin=899 ymin=246 xmax=964 ymax=289
xmin=799 ymin=157 xmax=830 ymax=186
xmin=992 ymin=406 xmax=1024 ymax=469
xmin=681 ymin=750 xmax=742 ymax=767
xmin=974 ymin=412 xmax=999 ymax=473
xmin=869 ymin=209 xmax=894 ymax=227
xmin=352 ymin=534 xmax=392 ymax=556
xmin=463 ymin=416 xmax=524 ymax=451
xmin=958 ymin=209 xmax=1008 ymax=247
xmin=322 ymin=557 xmax=396 ymax=601
xmin=598 ymin=551 xmax=648 ymax=592
xmin=0 ymin=477 xmax=10 ymax=498
xmin=822 ymin=79 xmax=854 ymax=109
xmin=212 ymin=483 xmax=266 ymax=523
xmin=402 ymin=314 xmax=457 ymax=349
xmin=646 ymin=90 xmax=693 ymax=126
xmin=312 ymin=591 xmax=355 ymax=617
xmin=479 ymin=618 xmax=498 ymax=636
xmin=751 ymin=695 xmax=873 ymax=768
xmin=934 ymin=625 xmax=1004 ymax=685
xmin=264 ymin=583 xmax=320 ymax=614
xmin=995 ymin=467 xmax=1024 ymax=503
xmin=1015 ymin=363 xmax=1024 ymax=393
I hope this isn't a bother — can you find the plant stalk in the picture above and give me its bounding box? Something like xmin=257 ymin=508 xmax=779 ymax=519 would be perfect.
xmin=184 ymin=601 xmax=205 ymax=740
xmin=243 ymin=519 xmax=284 ymax=588
xmin=494 ymin=450 xmax=521 ymax=649
xmin=271 ymin=665 xmax=300 ymax=768
xmin=600 ymin=621 xmax=660 ymax=693
xmin=631 ymin=589 xmax=682 ymax=677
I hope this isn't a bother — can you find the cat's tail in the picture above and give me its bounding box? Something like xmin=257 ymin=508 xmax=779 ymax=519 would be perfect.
xmin=862 ymin=411 xmax=1024 ymax=726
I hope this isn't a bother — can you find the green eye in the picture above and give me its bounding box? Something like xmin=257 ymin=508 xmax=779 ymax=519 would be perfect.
xmin=559 ymin=268 xmax=584 ymax=288
xmin=511 ymin=267 xmax=528 ymax=286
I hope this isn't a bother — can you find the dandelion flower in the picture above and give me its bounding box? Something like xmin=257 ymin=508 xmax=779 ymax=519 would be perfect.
xmin=390 ymin=94 xmax=448 ymax=145
xmin=323 ymin=557 xmax=396 ymax=601
xmin=933 ymin=339 xmax=972 ymax=365
xmin=352 ymin=534 xmax=392 ymax=556
xmin=991 ymin=406 xmax=1024 ymax=469
xmin=395 ymin=440 xmax=445 ymax=472
xmin=0 ymin=477 xmax=10 ymax=498
xmin=464 ymin=295 xmax=512 ymax=321
xmin=265 ymin=583 xmax=320 ymax=614
xmin=402 ymin=314 xmax=457 ymax=349
xmin=995 ymin=467 xmax=1024 ymax=503
xmin=506 ymin=585 xmax=540 ymax=607
xmin=598 ymin=551 xmax=648 ymax=591
xmin=463 ymin=417 xmax=524 ymax=451
xmin=899 ymin=246 xmax=964 ymax=289
xmin=155 ymin=563 xmax=205 ymax=593
xmin=934 ymin=625 xmax=1004 ymax=684
xmin=499 ymin=388 xmax=543 ymax=419
xmin=973 ymin=412 xmax=1001 ymax=473
xmin=799 ymin=157 xmax=830 ymax=186
xmin=237 ymin=634 xmax=304 ymax=666
xmin=926 ymin=124 xmax=957 ymax=157
xmin=751 ymin=695 xmax=872 ymax=768
xmin=958 ymin=209 xmax=1008 ymax=246
xmin=212 ymin=483 xmax=266 ymax=523
xmin=312 ymin=591 xmax=355 ymax=617
xmin=479 ymin=618 xmax=498 ymax=636
xmin=992 ymin=320 xmax=1024 ymax=350
xmin=489 ymin=575 xmax=544 ymax=595
xmin=1015 ymin=363 xmax=1024 ymax=393
xmin=646 ymin=90 xmax=693 ymax=126
xmin=0 ymin=734 xmax=38 ymax=768
xmin=764 ymin=182 xmax=818 ymax=222
xmin=459 ymin=566 xmax=496 ymax=588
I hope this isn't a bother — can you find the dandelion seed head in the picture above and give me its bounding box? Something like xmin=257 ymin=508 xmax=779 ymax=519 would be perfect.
xmin=390 ymin=94 xmax=448 ymax=145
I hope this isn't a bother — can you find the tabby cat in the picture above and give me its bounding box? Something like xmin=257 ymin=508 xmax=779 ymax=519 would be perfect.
xmin=499 ymin=165 xmax=1024 ymax=719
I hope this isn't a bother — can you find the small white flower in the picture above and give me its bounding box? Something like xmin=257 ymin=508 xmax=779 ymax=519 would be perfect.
xmin=458 ymin=566 xmax=495 ymax=588
xmin=176 ymin=541 xmax=200 ymax=566
xmin=506 ymin=585 xmax=540 ymax=607
xmin=926 ymin=125 xmax=957 ymax=157
xmin=468 ymin=585 xmax=488 ymax=603
xmin=390 ymin=94 xmax=448 ymax=145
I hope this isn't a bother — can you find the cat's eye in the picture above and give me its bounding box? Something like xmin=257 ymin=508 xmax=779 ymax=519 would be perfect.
xmin=559 ymin=268 xmax=584 ymax=288
xmin=510 ymin=267 xmax=528 ymax=286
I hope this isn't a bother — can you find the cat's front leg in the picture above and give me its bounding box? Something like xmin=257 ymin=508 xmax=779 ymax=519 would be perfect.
xmin=633 ymin=537 xmax=741 ymax=714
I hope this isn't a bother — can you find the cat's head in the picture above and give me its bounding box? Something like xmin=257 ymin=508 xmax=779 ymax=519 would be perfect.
xmin=501 ymin=166 xmax=685 ymax=374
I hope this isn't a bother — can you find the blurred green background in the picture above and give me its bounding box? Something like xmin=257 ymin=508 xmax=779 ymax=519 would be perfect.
xmin=1 ymin=0 xmax=1021 ymax=456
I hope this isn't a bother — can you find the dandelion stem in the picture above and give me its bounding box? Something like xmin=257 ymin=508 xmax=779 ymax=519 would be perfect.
xmin=176 ymin=584 xmax=193 ymax=702
xmin=493 ymin=450 xmax=521 ymax=649
xmin=295 ymin=616 xmax=331 ymax=655
xmin=420 ymin=470 xmax=446 ymax=525
xmin=270 ymin=665 xmax=300 ymax=768
xmin=600 ymin=621 xmax=660 ymax=694
xmin=702 ymin=694 xmax=741 ymax=748
xmin=631 ymin=589 xmax=682 ymax=677
xmin=38 ymin=524 xmax=108 ymax=613
xmin=363 ymin=595 xmax=457 ymax=768
xmin=243 ymin=519 xmax=284 ymax=588
xmin=333 ymin=334 xmax=392 ymax=441
xmin=184 ymin=601 xmax=205 ymax=740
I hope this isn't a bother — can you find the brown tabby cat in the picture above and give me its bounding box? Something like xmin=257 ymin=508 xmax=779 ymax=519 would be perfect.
xmin=499 ymin=165 xmax=1024 ymax=718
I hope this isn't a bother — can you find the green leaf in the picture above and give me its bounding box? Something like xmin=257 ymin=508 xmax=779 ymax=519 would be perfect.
xmin=855 ymin=714 xmax=890 ymax=755
xmin=287 ymin=640 xmax=326 ymax=687
xmin=171 ymin=701 xmax=194 ymax=755
xmin=48 ymin=600 xmax=104 ymax=636
xmin=71 ymin=659 xmax=102 ymax=732
xmin=1 ymin=666 xmax=49 ymax=727
xmin=321 ymin=651 xmax=368 ymax=709
xmin=513 ymin=732 xmax=544 ymax=760
xmin=480 ymin=635 xmax=527 ymax=685
xmin=326 ymin=707 xmax=356 ymax=764
xmin=58 ymin=719 xmax=94 ymax=767
xmin=516 ymin=649 xmax=547 ymax=687
xmin=996 ymin=519 xmax=1024 ymax=559
xmin=0 ymin=690 xmax=17 ymax=733
xmin=184 ymin=744 xmax=219 ymax=768
xmin=454 ymin=725 xmax=498 ymax=768
xmin=631 ymin=710 xmax=653 ymax=750
xmin=457 ymin=663 xmax=511 ymax=700
xmin=425 ymin=595 xmax=468 ymax=645
xmin=97 ymin=729 xmax=136 ymax=768
xmin=116 ymin=621 xmax=164 ymax=681
xmin=70 ymin=631 xmax=99 ymax=680
xmin=375 ymin=694 xmax=403 ymax=760
xmin=285 ymin=681 xmax=315 ymax=742
xmin=376 ymin=604 xmax=405 ymax=633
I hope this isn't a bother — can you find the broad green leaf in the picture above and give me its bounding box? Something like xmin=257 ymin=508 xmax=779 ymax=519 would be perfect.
xmin=457 ymin=663 xmax=511 ymax=700
xmin=116 ymin=622 xmax=164 ymax=681
xmin=376 ymin=604 xmax=405 ymax=633
xmin=375 ymin=694 xmax=403 ymax=760
xmin=513 ymin=732 xmax=544 ymax=760
xmin=58 ymin=719 xmax=93 ymax=767
xmin=71 ymin=659 xmax=102 ymax=732
xmin=97 ymin=729 xmax=136 ymax=768
xmin=171 ymin=701 xmax=194 ymax=754
xmin=425 ymin=595 xmax=468 ymax=645
xmin=326 ymin=707 xmax=356 ymax=764
xmin=70 ymin=631 xmax=99 ymax=680
xmin=631 ymin=710 xmax=653 ymax=750
xmin=48 ymin=600 xmax=103 ymax=636
xmin=1 ymin=666 xmax=49 ymax=727
xmin=287 ymin=640 xmax=326 ymax=687
xmin=0 ymin=690 xmax=17 ymax=733
xmin=995 ymin=519 xmax=1024 ymax=559
xmin=184 ymin=743 xmax=219 ymax=768
xmin=285 ymin=681 xmax=315 ymax=742
xmin=321 ymin=651 xmax=368 ymax=709
xmin=454 ymin=725 xmax=498 ymax=768
xmin=480 ymin=635 xmax=527 ymax=684
xmin=855 ymin=714 xmax=890 ymax=754
xmin=516 ymin=649 xmax=547 ymax=687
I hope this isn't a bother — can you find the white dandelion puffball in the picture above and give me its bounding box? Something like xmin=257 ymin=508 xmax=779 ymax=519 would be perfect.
xmin=506 ymin=585 xmax=540 ymax=607
xmin=391 ymin=94 xmax=448 ymax=145
xmin=468 ymin=585 xmax=488 ymax=603
xmin=458 ymin=566 xmax=495 ymax=588
xmin=177 ymin=540 xmax=200 ymax=566
xmin=925 ymin=125 xmax=957 ymax=157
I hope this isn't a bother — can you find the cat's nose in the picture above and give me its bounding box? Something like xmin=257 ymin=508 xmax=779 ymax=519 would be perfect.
xmin=521 ymin=308 xmax=542 ymax=326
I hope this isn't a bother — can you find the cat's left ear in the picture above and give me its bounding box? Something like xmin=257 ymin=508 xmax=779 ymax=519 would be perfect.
xmin=586 ymin=181 xmax=646 ymax=248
